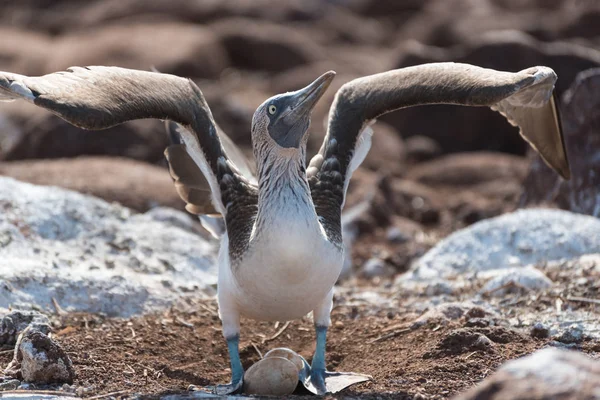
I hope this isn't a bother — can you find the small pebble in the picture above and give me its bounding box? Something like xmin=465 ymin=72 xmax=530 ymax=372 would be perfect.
xmin=530 ymin=323 xmax=549 ymax=339
xmin=386 ymin=227 xmax=410 ymax=243
xmin=360 ymin=258 xmax=392 ymax=278
xmin=465 ymin=318 xmax=490 ymax=328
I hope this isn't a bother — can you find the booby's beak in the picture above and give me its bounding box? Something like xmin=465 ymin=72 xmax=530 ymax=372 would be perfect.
xmin=284 ymin=71 xmax=336 ymax=122
xmin=266 ymin=71 xmax=335 ymax=148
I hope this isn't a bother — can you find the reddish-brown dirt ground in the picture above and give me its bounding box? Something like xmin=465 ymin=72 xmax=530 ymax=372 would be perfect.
xmin=5 ymin=297 xmax=597 ymax=400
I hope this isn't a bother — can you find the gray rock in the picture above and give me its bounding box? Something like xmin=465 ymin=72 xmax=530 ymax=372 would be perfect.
xmin=454 ymin=348 xmax=600 ymax=400
xmin=412 ymin=302 xmax=486 ymax=328
xmin=0 ymin=177 xmax=218 ymax=317
xmin=432 ymin=329 xmax=493 ymax=356
xmin=360 ymin=258 xmax=392 ymax=279
xmin=0 ymin=379 xmax=20 ymax=391
xmin=0 ymin=310 xmax=50 ymax=346
xmin=556 ymin=324 xmax=585 ymax=344
xmin=480 ymin=266 xmax=553 ymax=296
xmin=385 ymin=227 xmax=410 ymax=243
xmin=408 ymin=209 xmax=600 ymax=280
xmin=523 ymin=69 xmax=600 ymax=217
xmin=5 ymin=327 xmax=75 ymax=384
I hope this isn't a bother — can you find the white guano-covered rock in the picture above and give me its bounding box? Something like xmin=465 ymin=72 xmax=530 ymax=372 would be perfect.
xmin=480 ymin=266 xmax=553 ymax=296
xmin=455 ymin=348 xmax=600 ymax=399
xmin=0 ymin=177 xmax=218 ymax=317
xmin=408 ymin=209 xmax=600 ymax=280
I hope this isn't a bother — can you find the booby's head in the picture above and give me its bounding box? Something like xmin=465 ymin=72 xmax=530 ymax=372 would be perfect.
xmin=251 ymin=71 xmax=335 ymax=152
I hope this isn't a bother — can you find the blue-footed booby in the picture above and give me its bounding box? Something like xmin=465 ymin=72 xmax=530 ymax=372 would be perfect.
xmin=0 ymin=63 xmax=570 ymax=394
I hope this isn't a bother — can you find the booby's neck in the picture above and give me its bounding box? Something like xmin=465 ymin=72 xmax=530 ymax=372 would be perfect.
xmin=252 ymin=142 xmax=316 ymax=233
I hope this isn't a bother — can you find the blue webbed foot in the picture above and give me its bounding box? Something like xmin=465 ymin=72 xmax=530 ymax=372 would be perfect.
xmin=302 ymin=366 xmax=371 ymax=395
xmin=213 ymin=376 xmax=244 ymax=395
xmin=309 ymin=367 xmax=328 ymax=395
xmin=299 ymin=326 xmax=371 ymax=395
xmin=190 ymin=334 xmax=244 ymax=395
xmin=188 ymin=377 xmax=243 ymax=395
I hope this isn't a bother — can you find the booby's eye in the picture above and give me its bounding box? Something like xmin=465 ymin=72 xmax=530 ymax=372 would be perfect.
xmin=268 ymin=105 xmax=277 ymax=115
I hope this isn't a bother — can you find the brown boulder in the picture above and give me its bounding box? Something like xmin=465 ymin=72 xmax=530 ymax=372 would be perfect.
xmin=1 ymin=0 xmax=323 ymax=34
xmin=405 ymin=152 xmax=528 ymax=188
xmin=0 ymin=157 xmax=183 ymax=212
xmin=0 ymin=28 xmax=53 ymax=75
xmin=0 ymin=101 xmax=168 ymax=162
xmin=210 ymin=18 xmax=323 ymax=72
xmin=522 ymin=68 xmax=600 ymax=216
xmin=405 ymin=135 xmax=442 ymax=163
xmin=362 ymin=122 xmax=406 ymax=175
xmin=47 ymin=22 xmax=228 ymax=79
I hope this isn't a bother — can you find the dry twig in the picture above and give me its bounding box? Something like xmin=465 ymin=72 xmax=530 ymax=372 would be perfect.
xmin=88 ymin=390 xmax=129 ymax=399
xmin=368 ymin=328 xmax=411 ymax=344
xmin=566 ymin=296 xmax=600 ymax=305
xmin=262 ymin=321 xmax=291 ymax=344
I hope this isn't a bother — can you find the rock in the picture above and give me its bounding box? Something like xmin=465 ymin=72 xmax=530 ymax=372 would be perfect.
xmin=0 ymin=311 xmax=50 ymax=346
xmin=362 ymin=122 xmax=406 ymax=175
xmin=345 ymin=0 xmax=425 ymax=18
xmin=0 ymin=379 xmax=20 ymax=391
xmin=404 ymin=135 xmax=442 ymax=163
xmin=555 ymin=324 xmax=584 ymax=344
xmin=386 ymin=226 xmax=411 ymax=244
xmin=409 ymin=209 xmax=600 ymax=280
xmin=0 ymin=157 xmax=183 ymax=212
xmin=0 ymin=101 xmax=168 ymax=163
xmin=48 ymin=23 xmax=227 ymax=79
xmin=312 ymin=7 xmax=390 ymax=46
xmin=429 ymin=328 xmax=493 ymax=357
xmin=243 ymin=356 xmax=299 ymax=396
xmin=5 ymin=327 xmax=75 ymax=384
xmin=0 ymin=28 xmax=52 ymax=76
xmin=385 ymin=179 xmax=442 ymax=225
xmin=412 ymin=302 xmax=480 ymax=328
xmin=405 ymin=152 xmax=528 ymax=188
xmin=522 ymin=68 xmax=600 ymax=217
xmin=360 ymin=258 xmax=393 ymax=279
xmin=530 ymin=322 xmax=550 ymax=339
xmin=454 ymin=348 xmax=600 ymax=400
xmin=480 ymin=266 xmax=553 ymax=296
xmin=16 ymin=0 xmax=322 ymax=33
xmin=211 ymin=18 xmax=322 ymax=72
xmin=0 ymin=177 xmax=217 ymax=317
xmin=145 ymin=207 xmax=211 ymax=238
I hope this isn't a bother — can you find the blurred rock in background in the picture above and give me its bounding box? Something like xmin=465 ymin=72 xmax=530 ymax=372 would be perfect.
xmin=522 ymin=68 xmax=600 ymax=217
xmin=1 ymin=0 xmax=599 ymax=238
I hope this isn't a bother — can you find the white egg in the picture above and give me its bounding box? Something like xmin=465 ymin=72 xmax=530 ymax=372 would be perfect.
xmin=263 ymin=347 xmax=305 ymax=373
xmin=243 ymin=356 xmax=299 ymax=396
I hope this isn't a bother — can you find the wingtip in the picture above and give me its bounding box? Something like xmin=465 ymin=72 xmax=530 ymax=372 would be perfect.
xmin=558 ymin=163 xmax=571 ymax=180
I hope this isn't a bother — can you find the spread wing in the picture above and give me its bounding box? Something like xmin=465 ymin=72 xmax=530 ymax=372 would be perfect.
xmin=308 ymin=62 xmax=571 ymax=244
xmin=164 ymin=121 xmax=256 ymax=238
xmin=164 ymin=121 xmax=257 ymax=216
xmin=0 ymin=66 xmax=258 ymax=248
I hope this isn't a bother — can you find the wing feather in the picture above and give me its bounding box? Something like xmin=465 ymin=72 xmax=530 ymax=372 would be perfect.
xmin=309 ymin=62 xmax=571 ymax=243
xmin=0 ymin=66 xmax=258 ymax=226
